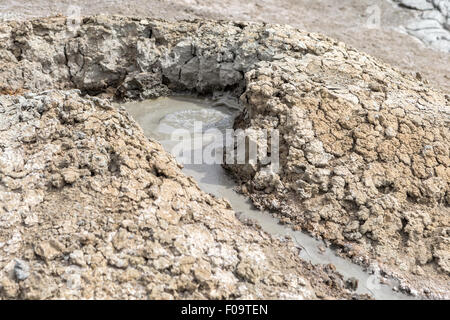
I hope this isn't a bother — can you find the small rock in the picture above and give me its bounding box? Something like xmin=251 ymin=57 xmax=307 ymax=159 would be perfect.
xmin=61 ymin=169 xmax=79 ymax=184
xmin=410 ymin=288 xmax=419 ymax=297
xmin=14 ymin=259 xmax=30 ymax=281
xmin=34 ymin=241 xmax=61 ymax=261
xmin=385 ymin=126 xmax=397 ymax=138
xmin=413 ymin=266 xmax=425 ymax=276
xmin=298 ymin=277 xmax=307 ymax=286
xmin=345 ymin=277 xmax=359 ymax=291
xmin=279 ymin=217 xmax=291 ymax=225
xmin=108 ymin=255 xmax=129 ymax=269
xmin=194 ymin=267 xmax=212 ymax=283
xmin=69 ymin=250 xmax=86 ymax=267
xmin=153 ymin=257 xmax=170 ymax=270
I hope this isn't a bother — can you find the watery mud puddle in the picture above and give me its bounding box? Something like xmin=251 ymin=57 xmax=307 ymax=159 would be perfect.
xmin=121 ymin=96 xmax=413 ymax=300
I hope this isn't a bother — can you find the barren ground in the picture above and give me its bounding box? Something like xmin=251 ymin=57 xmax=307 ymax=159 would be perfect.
xmin=1 ymin=0 xmax=449 ymax=93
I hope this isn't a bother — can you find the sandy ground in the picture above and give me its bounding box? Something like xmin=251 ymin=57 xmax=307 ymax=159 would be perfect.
xmin=0 ymin=0 xmax=449 ymax=93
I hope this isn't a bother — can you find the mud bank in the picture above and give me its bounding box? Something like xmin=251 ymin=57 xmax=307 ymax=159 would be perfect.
xmin=0 ymin=15 xmax=448 ymax=298
xmin=226 ymin=60 xmax=449 ymax=298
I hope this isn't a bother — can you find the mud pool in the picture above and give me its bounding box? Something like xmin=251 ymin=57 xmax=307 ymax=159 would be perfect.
xmin=121 ymin=96 xmax=413 ymax=300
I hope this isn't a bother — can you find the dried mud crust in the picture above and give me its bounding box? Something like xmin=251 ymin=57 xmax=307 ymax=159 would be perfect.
xmin=227 ymin=54 xmax=449 ymax=298
xmin=0 ymin=91 xmax=365 ymax=300
xmin=0 ymin=15 xmax=447 ymax=298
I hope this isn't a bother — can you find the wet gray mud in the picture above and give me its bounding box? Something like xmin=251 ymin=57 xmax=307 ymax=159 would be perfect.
xmin=121 ymin=96 xmax=414 ymax=300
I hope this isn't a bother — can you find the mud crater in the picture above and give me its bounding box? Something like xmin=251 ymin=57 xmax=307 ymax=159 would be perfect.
xmin=0 ymin=15 xmax=448 ymax=299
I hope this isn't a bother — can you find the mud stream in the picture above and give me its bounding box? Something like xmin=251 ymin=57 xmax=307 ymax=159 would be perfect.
xmin=121 ymin=96 xmax=413 ymax=300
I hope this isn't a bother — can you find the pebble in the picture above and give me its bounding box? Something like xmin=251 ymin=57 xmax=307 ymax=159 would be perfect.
xmin=69 ymin=250 xmax=86 ymax=267
xmin=14 ymin=259 xmax=30 ymax=281
xmin=318 ymin=245 xmax=326 ymax=254
xmin=345 ymin=277 xmax=359 ymax=291
xmin=410 ymin=289 xmax=419 ymax=296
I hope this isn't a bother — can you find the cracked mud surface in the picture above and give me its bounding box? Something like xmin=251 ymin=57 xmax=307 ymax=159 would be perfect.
xmin=227 ymin=56 xmax=449 ymax=298
xmin=0 ymin=15 xmax=448 ymax=299
xmin=0 ymin=90 xmax=364 ymax=299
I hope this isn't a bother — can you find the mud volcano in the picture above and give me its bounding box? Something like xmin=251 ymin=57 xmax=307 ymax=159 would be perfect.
xmin=0 ymin=15 xmax=448 ymax=299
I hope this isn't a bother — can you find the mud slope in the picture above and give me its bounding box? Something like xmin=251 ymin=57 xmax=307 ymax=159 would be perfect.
xmin=227 ymin=56 xmax=449 ymax=297
xmin=0 ymin=15 xmax=448 ymax=298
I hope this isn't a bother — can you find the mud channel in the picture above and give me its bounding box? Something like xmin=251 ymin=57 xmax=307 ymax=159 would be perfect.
xmin=121 ymin=95 xmax=414 ymax=300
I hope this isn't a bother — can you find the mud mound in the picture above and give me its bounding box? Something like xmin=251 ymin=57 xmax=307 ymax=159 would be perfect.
xmin=227 ymin=47 xmax=449 ymax=297
xmin=0 ymin=15 xmax=448 ymax=298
